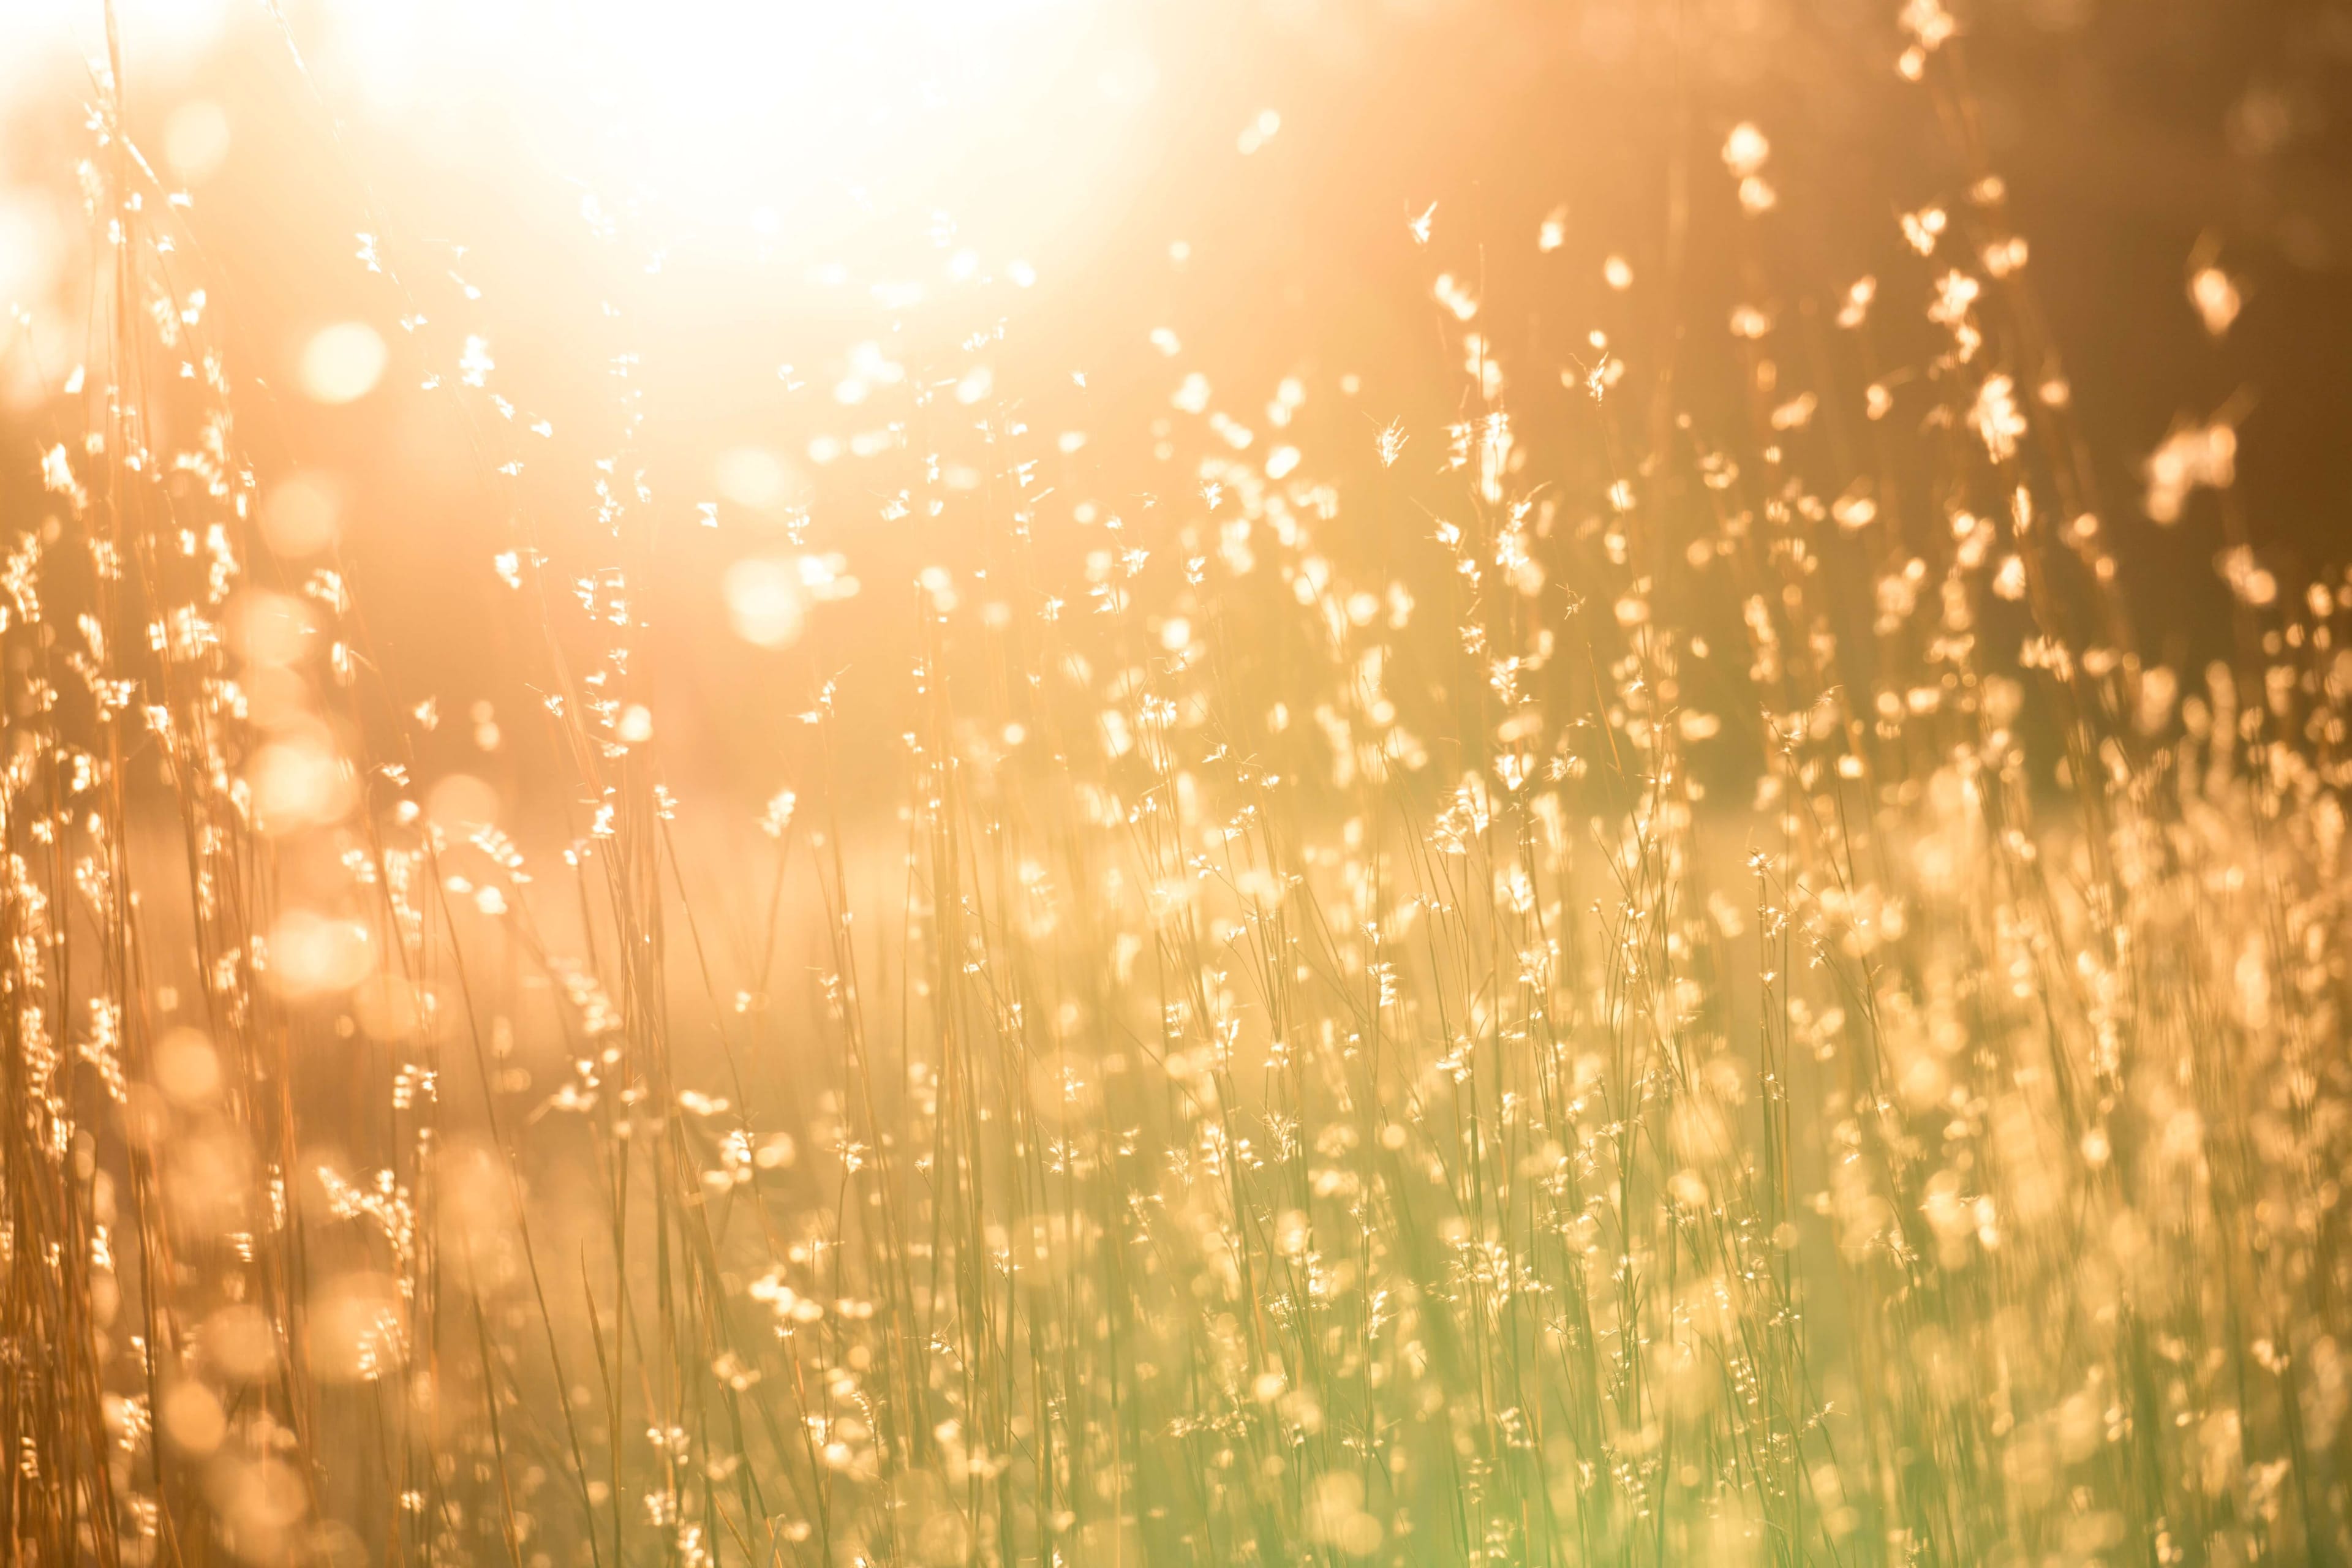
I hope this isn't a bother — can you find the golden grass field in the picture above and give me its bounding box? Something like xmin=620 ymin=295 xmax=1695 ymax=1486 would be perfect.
xmin=4 ymin=1 xmax=2351 ymax=1564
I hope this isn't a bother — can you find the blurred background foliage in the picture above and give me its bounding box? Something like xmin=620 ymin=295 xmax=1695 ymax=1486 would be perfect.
xmin=3 ymin=0 xmax=2350 ymax=806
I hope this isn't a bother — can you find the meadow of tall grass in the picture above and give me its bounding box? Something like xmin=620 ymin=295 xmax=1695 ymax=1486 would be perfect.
xmin=5 ymin=3 xmax=2351 ymax=1566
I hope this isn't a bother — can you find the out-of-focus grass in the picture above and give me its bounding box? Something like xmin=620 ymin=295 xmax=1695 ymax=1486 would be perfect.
xmin=6 ymin=6 xmax=2351 ymax=1568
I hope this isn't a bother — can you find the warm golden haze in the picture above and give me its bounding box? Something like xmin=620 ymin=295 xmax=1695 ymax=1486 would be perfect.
xmin=4 ymin=2 xmax=2351 ymax=1567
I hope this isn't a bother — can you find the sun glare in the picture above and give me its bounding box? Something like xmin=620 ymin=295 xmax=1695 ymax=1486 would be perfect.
xmin=7 ymin=0 xmax=1132 ymax=268
xmin=315 ymin=0 xmax=1123 ymax=244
